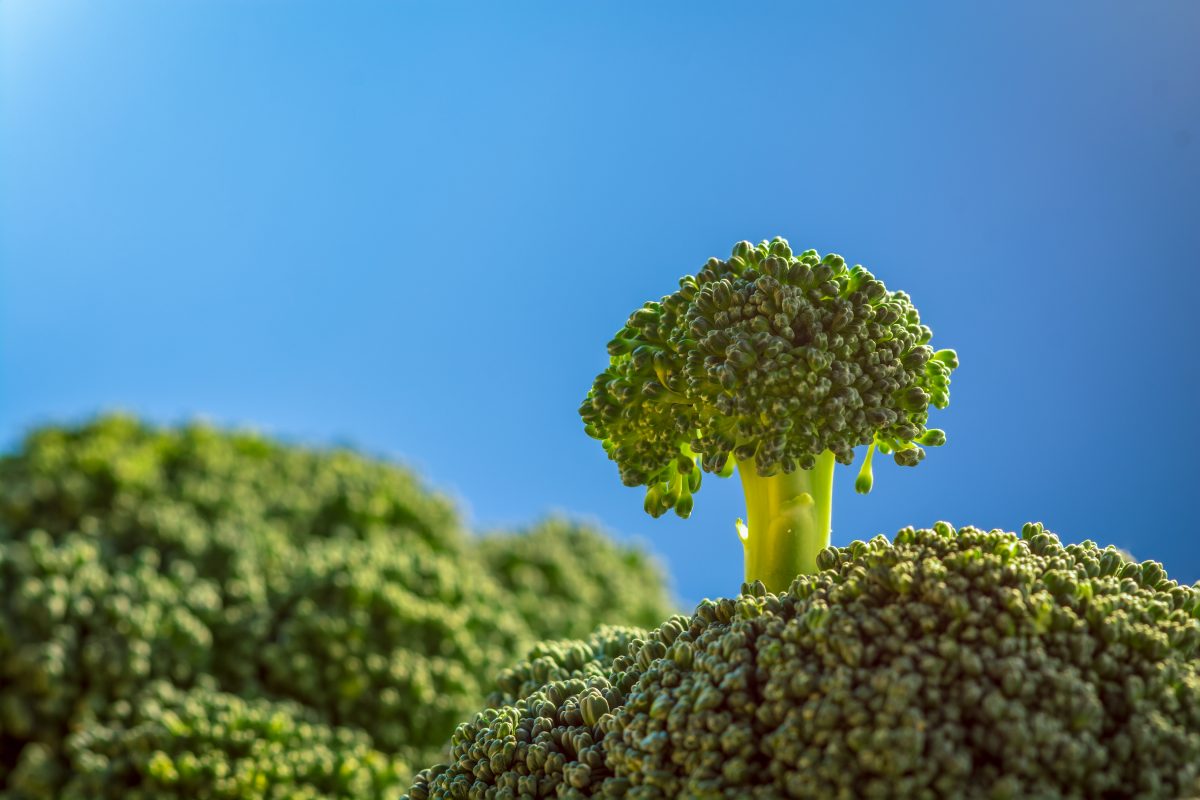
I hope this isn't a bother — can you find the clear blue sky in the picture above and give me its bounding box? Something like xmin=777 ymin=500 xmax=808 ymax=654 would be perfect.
xmin=2 ymin=2 xmax=1197 ymax=605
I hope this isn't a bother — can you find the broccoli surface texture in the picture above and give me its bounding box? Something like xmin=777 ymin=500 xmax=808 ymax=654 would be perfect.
xmin=580 ymin=238 xmax=957 ymax=590
xmin=407 ymin=524 xmax=1200 ymax=800
xmin=0 ymin=417 xmax=674 ymax=798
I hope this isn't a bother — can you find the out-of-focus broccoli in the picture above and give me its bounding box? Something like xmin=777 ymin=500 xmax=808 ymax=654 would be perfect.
xmin=0 ymin=532 xmax=219 ymax=793
xmin=407 ymin=524 xmax=1200 ymax=800
xmin=478 ymin=519 xmax=671 ymax=642
xmin=59 ymin=682 xmax=406 ymax=799
xmin=0 ymin=414 xmax=463 ymax=569
xmin=0 ymin=417 xmax=674 ymax=798
xmin=580 ymin=238 xmax=956 ymax=591
xmin=258 ymin=535 xmax=529 ymax=768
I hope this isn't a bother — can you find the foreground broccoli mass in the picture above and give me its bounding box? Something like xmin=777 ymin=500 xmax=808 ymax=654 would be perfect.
xmin=580 ymin=238 xmax=957 ymax=590
xmin=0 ymin=416 xmax=674 ymax=798
xmin=407 ymin=524 xmax=1200 ymax=800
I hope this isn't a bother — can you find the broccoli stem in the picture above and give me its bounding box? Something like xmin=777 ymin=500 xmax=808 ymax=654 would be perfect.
xmin=737 ymin=451 xmax=835 ymax=593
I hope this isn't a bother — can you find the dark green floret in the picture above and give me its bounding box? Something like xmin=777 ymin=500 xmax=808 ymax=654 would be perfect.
xmin=406 ymin=524 xmax=1200 ymax=800
xmin=580 ymin=238 xmax=956 ymax=590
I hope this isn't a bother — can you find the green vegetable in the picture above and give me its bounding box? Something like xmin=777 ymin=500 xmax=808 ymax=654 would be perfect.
xmin=407 ymin=524 xmax=1200 ymax=799
xmin=580 ymin=238 xmax=956 ymax=591
xmin=0 ymin=417 xmax=674 ymax=798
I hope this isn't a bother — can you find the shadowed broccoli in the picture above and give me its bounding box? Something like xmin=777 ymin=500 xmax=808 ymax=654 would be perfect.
xmin=580 ymin=238 xmax=956 ymax=590
xmin=407 ymin=524 xmax=1200 ymax=800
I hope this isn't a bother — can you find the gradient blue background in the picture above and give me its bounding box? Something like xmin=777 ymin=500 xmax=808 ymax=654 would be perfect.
xmin=2 ymin=2 xmax=1197 ymax=605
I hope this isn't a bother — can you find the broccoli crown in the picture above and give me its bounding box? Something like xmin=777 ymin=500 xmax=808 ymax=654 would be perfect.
xmin=406 ymin=524 xmax=1200 ymax=800
xmin=478 ymin=519 xmax=673 ymax=642
xmin=579 ymin=238 xmax=957 ymax=518
xmin=0 ymin=417 xmax=674 ymax=799
xmin=58 ymin=682 xmax=407 ymax=800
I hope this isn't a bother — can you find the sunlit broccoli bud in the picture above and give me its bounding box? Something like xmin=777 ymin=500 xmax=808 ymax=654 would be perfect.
xmin=894 ymin=446 xmax=925 ymax=467
xmin=855 ymin=443 xmax=876 ymax=495
xmin=918 ymin=429 xmax=947 ymax=447
xmin=674 ymin=492 xmax=694 ymax=519
xmin=932 ymin=348 xmax=959 ymax=369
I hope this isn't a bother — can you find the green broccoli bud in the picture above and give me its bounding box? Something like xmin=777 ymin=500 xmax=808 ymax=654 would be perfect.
xmin=580 ymin=239 xmax=957 ymax=590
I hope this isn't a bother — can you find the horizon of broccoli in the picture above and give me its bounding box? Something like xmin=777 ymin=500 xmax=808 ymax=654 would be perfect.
xmin=580 ymin=237 xmax=956 ymax=591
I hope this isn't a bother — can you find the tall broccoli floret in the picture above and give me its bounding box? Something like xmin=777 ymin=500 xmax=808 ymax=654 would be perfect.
xmin=580 ymin=238 xmax=956 ymax=590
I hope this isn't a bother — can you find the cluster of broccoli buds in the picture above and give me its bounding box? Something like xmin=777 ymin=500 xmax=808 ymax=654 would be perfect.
xmin=406 ymin=524 xmax=1200 ymax=800
xmin=580 ymin=238 xmax=957 ymax=519
xmin=0 ymin=417 xmax=675 ymax=797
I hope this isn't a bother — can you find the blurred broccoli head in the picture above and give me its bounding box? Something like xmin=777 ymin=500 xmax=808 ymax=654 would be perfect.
xmin=407 ymin=524 xmax=1200 ymax=800
xmin=579 ymin=238 xmax=957 ymax=520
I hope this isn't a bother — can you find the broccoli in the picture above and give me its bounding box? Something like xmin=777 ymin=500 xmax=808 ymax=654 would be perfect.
xmin=256 ymin=534 xmax=529 ymax=768
xmin=580 ymin=238 xmax=957 ymax=591
xmin=407 ymin=524 xmax=1200 ymax=799
xmin=478 ymin=520 xmax=672 ymax=642
xmin=59 ymin=682 xmax=406 ymax=799
xmin=0 ymin=532 xmax=219 ymax=794
xmin=0 ymin=417 xmax=674 ymax=797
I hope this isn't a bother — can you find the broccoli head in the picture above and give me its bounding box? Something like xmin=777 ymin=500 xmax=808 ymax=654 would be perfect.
xmin=406 ymin=524 xmax=1200 ymax=800
xmin=580 ymin=238 xmax=957 ymax=589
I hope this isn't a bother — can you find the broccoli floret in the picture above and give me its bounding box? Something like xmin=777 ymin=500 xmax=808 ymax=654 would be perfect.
xmin=405 ymin=524 xmax=1200 ymax=800
xmin=580 ymin=238 xmax=957 ymax=591
xmin=59 ymin=682 xmax=407 ymax=799
xmin=478 ymin=519 xmax=674 ymax=642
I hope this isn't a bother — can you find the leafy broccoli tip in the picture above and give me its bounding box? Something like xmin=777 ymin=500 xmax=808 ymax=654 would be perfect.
xmin=580 ymin=238 xmax=957 ymax=590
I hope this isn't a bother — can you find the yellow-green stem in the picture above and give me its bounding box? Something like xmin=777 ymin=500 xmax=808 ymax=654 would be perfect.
xmin=736 ymin=451 xmax=835 ymax=593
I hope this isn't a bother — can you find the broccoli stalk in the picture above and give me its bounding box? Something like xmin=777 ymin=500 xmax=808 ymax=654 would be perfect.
xmin=736 ymin=450 xmax=834 ymax=590
xmin=581 ymin=238 xmax=957 ymax=592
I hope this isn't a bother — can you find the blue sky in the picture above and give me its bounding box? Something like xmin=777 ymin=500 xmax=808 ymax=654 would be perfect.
xmin=2 ymin=1 xmax=1198 ymax=605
